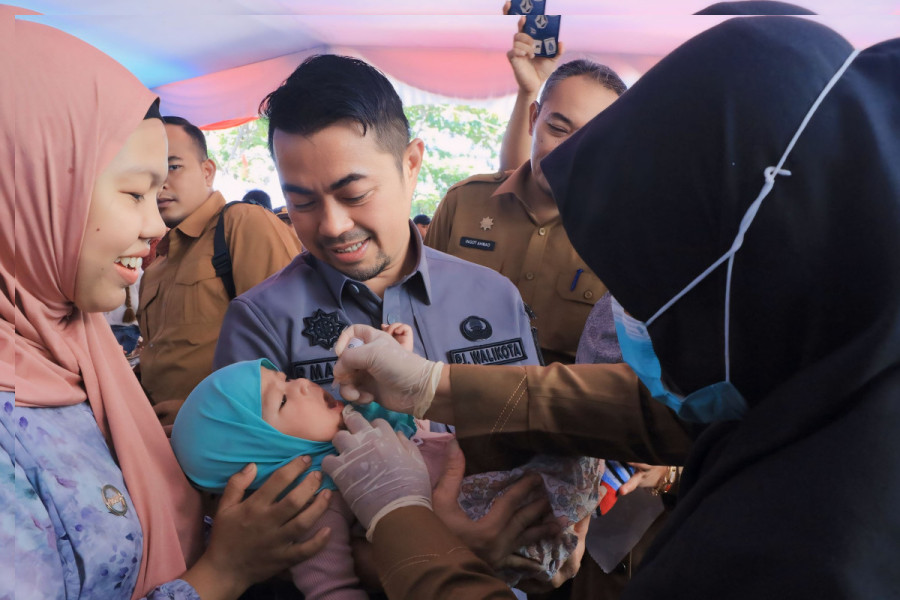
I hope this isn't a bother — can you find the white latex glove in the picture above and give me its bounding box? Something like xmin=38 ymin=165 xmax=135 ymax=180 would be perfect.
xmin=333 ymin=324 xmax=443 ymax=418
xmin=322 ymin=407 xmax=432 ymax=541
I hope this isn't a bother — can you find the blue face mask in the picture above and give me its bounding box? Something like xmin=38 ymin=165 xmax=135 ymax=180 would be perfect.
xmin=612 ymin=297 xmax=747 ymax=422
xmin=610 ymin=48 xmax=859 ymax=423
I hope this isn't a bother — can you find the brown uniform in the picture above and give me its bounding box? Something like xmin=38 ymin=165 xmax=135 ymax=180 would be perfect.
xmin=425 ymin=162 xmax=606 ymax=365
xmin=139 ymin=191 xmax=302 ymax=405
xmin=372 ymin=362 xmax=694 ymax=599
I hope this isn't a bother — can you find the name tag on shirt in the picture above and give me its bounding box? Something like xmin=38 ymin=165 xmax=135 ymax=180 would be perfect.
xmin=460 ymin=237 xmax=496 ymax=251
xmin=290 ymin=357 xmax=337 ymax=385
xmin=447 ymin=338 xmax=527 ymax=365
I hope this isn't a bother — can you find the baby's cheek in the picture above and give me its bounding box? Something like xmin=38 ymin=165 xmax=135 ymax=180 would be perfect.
xmin=331 ymin=412 xmax=344 ymax=435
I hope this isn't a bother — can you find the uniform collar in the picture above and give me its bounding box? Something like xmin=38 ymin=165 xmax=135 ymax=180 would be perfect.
xmin=493 ymin=161 xmax=531 ymax=201
xmin=311 ymin=221 xmax=433 ymax=310
xmin=492 ymin=161 xmax=560 ymax=225
xmin=407 ymin=221 xmax=433 ymax=304
xmin=175 ymin=190 xmax=226 ymax=239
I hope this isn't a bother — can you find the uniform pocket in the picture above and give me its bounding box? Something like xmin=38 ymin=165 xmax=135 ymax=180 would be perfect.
xmin=173 ymin=258 xmax=230 ymax=323
xmin=556 ymin=269 xmax=606 ymax=306
xmin=174 ymin=255 xmax=217 ymax=285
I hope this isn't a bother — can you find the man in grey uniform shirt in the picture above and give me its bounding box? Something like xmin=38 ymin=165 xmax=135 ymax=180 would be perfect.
xmin=213 ymin=54 xmax=539 ymax=395
xmin=213 ymin=54 xmax=590 ymax=596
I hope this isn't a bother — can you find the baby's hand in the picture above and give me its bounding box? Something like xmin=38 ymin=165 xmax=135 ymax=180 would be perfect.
xmin=382 ymin=322 xmax=414 ymax=351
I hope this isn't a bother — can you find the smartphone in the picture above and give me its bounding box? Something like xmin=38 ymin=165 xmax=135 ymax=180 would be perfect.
xmin=508 ymin=0 xmax=546 ymax=15
xmin=524 ymin=14 xmax=561 ymax=57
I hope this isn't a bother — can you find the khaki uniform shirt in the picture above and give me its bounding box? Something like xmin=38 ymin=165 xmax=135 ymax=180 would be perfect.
xmin=426 ymin=162 xmax=606 ymax=364
xmin=373 ymin=507 xmax=516 ymax=600
xmin=139 ymin=191 xmax=302 ymax=404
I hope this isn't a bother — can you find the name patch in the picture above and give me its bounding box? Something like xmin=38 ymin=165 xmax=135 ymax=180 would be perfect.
xmin=447 ymin=338 xmax=527 ymax=365
xmin=460 ymin=237 xmax=496 ymax=251
xmin=290 ymin=357 xmax=337 ymax=385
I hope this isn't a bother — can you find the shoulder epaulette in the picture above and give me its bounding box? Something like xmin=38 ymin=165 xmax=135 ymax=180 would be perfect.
xmin=446 ymin=170 xmax=511 ymax=193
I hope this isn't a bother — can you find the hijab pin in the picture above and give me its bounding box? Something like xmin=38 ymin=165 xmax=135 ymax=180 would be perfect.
xmin=101 ymin=484 xmax=128 ymax=516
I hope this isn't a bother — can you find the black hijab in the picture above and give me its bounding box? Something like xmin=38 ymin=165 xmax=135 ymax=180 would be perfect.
xmin=695 ymin=1 xmax=815 ymax=14
xmin=544 ymin=16 xmax=900 ymax=599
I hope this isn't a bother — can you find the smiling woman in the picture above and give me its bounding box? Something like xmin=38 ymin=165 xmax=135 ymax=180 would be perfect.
xmin=75 ymin=118 xmax=167 ymax=313
xmin=1 ymin=12 xmax=331 ymax=600
xmin=1 ymin=14 xmax=205 ymax=598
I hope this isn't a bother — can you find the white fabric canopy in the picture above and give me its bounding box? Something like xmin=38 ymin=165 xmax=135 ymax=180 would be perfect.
xmin=13 ymin=1 xmax=898 ymax=127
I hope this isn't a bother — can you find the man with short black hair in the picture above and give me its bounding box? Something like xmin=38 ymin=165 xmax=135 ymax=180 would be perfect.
xmin=139 ymin=115 xmax=302 ymax=427
xmin=242 ymin=188 xmax=273 ymax=211
xmin=213 ymin=55 xmax=589 ymax=595
xmin=427 ymin=57 xmax=627 ymax=365
xmin=215 ymin=53 xmax=538 ymax=439
xmin=413 ymin=213 xmax=431 ymax=238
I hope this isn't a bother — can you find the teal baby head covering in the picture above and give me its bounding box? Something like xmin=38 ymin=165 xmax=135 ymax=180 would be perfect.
xmin=171 ymin=358 xmax=415 ymax=494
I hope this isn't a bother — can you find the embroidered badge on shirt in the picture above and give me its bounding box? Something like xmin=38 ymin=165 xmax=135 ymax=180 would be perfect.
xmin=460 ymin=316 xmax=493 ymax=341
xmin=480 ymin=217 xmax=494 ymax=231
xmin=302 ymin=309 xmax=349 ymax=350
xmin=447 ymin=338 xmax=527 ymax=366
xmin=101 ymin=484 xmax=128 ymax=516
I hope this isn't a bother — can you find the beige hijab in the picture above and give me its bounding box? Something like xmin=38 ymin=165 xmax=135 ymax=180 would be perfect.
xmin=1 ymin=13 xmax=203 ymax=597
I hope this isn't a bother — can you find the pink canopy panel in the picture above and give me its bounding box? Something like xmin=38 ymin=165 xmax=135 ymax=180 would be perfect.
xmin=13 ymin=1 xmax=899 ymax=128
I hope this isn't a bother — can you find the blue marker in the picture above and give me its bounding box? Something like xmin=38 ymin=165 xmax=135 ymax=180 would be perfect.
xmin=570 ymin=268 xmax=583 ymax=291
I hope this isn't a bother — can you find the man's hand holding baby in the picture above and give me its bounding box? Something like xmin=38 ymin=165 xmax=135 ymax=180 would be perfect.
xmin=432 ymin=438 xmax=562 ymax=577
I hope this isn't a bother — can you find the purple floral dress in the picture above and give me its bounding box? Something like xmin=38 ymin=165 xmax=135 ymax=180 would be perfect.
xmin=0 ymin=392 xmax=198 ymax=599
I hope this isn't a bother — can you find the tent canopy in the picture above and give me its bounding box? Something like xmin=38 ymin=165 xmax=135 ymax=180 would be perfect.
xmin=15 ymin=1 xmax=898 ymax=127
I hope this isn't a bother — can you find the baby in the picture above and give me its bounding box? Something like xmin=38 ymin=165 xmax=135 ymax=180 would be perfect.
xmin=172 ymin=325 xmax=602 ymax=598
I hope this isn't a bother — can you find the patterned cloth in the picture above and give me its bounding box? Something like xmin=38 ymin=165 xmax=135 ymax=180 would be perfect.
xmin=455 ymin=453 xmax=604 ymax=586
xmin=414 ymin=425 xmax=604 ymax=586
xmin=0 ymin=393 xmax=199 ymax=600
xmin=574 ymin=292 xmax=622 ymax=366
xmin=575 ymin=292 xmax=636 ymax=516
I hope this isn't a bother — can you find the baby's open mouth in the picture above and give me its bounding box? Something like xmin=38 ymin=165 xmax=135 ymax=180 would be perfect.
xmin=323 ymin=391 xmax=340 ymax=409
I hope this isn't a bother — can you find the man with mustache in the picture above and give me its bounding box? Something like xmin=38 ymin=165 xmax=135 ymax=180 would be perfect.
xmin=214 ymin=55 xmax=540 ymax=396
xmin=139 ymin=116 xmax=302 ymax=427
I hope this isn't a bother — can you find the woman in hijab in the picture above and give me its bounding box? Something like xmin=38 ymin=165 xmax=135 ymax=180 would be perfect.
xmin=1 ymin=12 xmax=330 ymax=599
xmin=318 ymin=12 xmax=900 ymax=600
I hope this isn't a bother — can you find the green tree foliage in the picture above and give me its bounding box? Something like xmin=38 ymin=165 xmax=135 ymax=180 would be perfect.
xmin=206 ymin=119 xmax=276 ymax=189
xmin=205 ymin=104 xmax=506 ymax=218
xmin=405 ymin=105 xmax=505 ymax=217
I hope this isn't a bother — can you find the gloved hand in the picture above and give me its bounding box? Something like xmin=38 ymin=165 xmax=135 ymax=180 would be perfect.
xmin=333 ymin=324 xmax=443 ymax=418
xmin=322 ymin=407 xmax=432 ymax=540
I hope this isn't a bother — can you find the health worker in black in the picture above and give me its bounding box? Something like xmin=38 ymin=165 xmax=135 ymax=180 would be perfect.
xmin=546 ymin=15 xmax=900 ymax=599
xmin=319 ymin=13 xmax=900 ymax=599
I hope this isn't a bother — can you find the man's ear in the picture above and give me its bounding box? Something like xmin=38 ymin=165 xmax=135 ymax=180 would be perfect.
xmin=528 ymin=101 xmax=540 ymax=136
xmin=403 ymin=138 xmax=425 ymax=185
xmin=202 ymin=157 xmax=217 ymax=187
